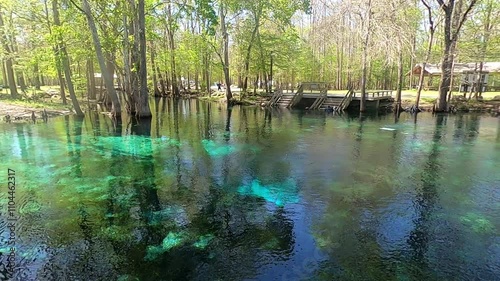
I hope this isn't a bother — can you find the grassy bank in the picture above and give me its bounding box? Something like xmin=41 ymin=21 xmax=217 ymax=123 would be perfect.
xmin=199 ymin=91 xmax=269 ymax=106
xmin=0 ymin=86 xmax=76 ymax=111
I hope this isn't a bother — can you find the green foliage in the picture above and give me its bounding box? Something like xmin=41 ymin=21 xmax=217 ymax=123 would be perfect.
xmin=2 ymin=0 xmax=497 ymax=107
xmin=195 ymin=0 xmax=218 ymax=35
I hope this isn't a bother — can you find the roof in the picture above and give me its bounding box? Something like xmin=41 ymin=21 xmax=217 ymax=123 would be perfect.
xmin=410 ymin=62 xmax=500 ymax=76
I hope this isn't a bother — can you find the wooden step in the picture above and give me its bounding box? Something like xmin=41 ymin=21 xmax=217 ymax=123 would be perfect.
xmin=323 ymin=102 xmax=342 ymax=106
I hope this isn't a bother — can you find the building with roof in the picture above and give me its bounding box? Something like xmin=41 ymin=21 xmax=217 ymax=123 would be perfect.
xmin=409 ymin=62 xmax=500 ymax=92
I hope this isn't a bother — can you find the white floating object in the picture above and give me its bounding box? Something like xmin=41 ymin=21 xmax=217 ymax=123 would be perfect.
xmin=380 ymin=127 xmax=396 ymax=131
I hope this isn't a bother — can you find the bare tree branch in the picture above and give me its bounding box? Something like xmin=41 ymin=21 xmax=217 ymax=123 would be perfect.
xmin=452 ymin=0 xmax=478 ymax=41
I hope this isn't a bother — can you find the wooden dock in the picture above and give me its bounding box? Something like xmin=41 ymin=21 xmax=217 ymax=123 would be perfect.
xmin=268 ymin=82 xmax=393 ymax=111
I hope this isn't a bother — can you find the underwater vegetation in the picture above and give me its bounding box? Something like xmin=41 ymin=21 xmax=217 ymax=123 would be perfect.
xmin=144 ymin=232 xmax=215 ymax=261
xmin=238 ymin=179 xmax=300 ymax=207
xmin=201 ymin=139 xmax=237 ymax=157
xmin=459 ymin=212 xmax=495 ymax=234
xmin=145 ymin=232 xmax=187 ymax=260
xmin=201 ymin=139 xmax=260 ymax=158
xmin=92 ymin=135 xmax=180 ymax=158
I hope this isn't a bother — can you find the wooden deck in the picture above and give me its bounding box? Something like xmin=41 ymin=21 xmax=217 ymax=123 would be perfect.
xmin=268 ymin=82 xmax=393 ymax=111
xmin=277 ymin=92 xmax=392 ymax=101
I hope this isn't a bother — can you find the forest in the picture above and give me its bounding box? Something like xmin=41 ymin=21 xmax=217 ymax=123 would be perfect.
xmin=1 ymin=2 xmax=500 ymax=280
xmin=0 ymin=0 xmax=499 ymax=115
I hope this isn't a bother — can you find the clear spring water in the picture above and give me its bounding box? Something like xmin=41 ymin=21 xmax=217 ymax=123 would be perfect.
xmin=0 ymin=99 xmax=499 ymax=281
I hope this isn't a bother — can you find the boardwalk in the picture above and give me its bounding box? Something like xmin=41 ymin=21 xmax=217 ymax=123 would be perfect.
xmin=269 ymin=82 xmax=393 ymax=111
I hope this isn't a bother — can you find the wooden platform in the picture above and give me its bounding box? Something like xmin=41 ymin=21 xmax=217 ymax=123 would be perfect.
xmin=268 ymin=82 xmax=393 ymax=111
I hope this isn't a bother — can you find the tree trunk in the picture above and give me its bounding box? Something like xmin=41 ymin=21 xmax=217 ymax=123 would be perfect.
xmin=1 ymin=61 xmax=7 ymax=86
xmin=360 ymin=0 xmax=372 ymax=112
xmin=264 ymin=72 xmax=269 ymax=94
xmin=448 ymin=59 xmax=457 ymax=102
xmin=0 ymin=11 xmax=18 ymax=98
xmin=204 ymin=54 xmax=210 ymax=95
xmin=409 ymin=32 xmax=416 ymax=90
xmin=150 ymin=43 xmax=160 ymax=96
xmin=52 ymin=49 xmax=67 ymax=104
xmin=82 ymin=0 xmax=121 ymax=116
xmin=33 ymin=63 xmax=41 ymax=90
xmin=437 ymin=0 xmax=477 ymax=111
xmin=122 ymin=12 xmax=132 ymax=97
xmin=253 ymin=76 xmax=258 ymax=95
xmin=166 ymin=1 xmax=179 ymax=97
xmin=195 ymin=70 xmax=199 ymax=91
xmin=475 ymin=1 xmax=492 ymax=99
xmin=136 ymin=0 xmax=151 ymax=117
xmin=128 ymin=3 xmax=140 ymax=112
xmin=360 ymin=48 xmax=368 ymax=112
xmin=87 ymin=57 xmax=96 ymax=99
xmin=61 ymin=47 xmax=84 ymax=115
xmin=242 ymin=8 xmax=261 ymax=94
xmin=56 ymin=67 xmax=67 ymax=103
xmin=395 ymin=49 xmax=403 ymax=111
xmin=416 ymin=27 xmax=434 ymax=108
xmin=437 ymin=6 xmax=453 ymax=112
xmin=15 ymin=72 xmax=25 ymax=93
xmin=4 ymin=59 xmax=17 ymax=98
xmin=54 ymin=0 xmax=83 ymax=115
xmin=157 ymin=66 xmax=166 ymax=95
xmin=165 ymin=73 xmax=171 ymax=94
xmin=336 ymin=42 xmax=343 ymax=90
xmin=474 ymin=62 xmax=484 ymax=99
xmin=220 ymin=3 xmax=232 ymax=102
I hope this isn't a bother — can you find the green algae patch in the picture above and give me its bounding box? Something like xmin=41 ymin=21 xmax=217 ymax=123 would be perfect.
xmin=193 ymin=234 xmax=215 ymax=249
xmin=202 ymin=139 xmax=237 ymax=157
xmin=162 ymin=232 xmax=184 ymax=249
xmin=145 ymin=232 xmax=187 ymax=260
xmin=459 ymin=212 xmax=495 ymax=234
xmin=92 ymin=135 xmax=179 ymax=158
xmin=238 ymin=179 xmax=300 ymax=207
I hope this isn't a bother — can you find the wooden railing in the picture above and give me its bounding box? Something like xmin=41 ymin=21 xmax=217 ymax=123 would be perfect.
xmin=352 ymin=90 xmax=392 ymax=98
xmin=337 ymin=89 xmax=354 ymax=111
xmin=309 ymin=87 xmax=328 ymax=110
xmin=267 ymin=88 xmax=283 ymax=107
xmin=287 ymin=84 xmax=304 ymax=108
xmin=300 ymin=82 xmax=329 ymax=94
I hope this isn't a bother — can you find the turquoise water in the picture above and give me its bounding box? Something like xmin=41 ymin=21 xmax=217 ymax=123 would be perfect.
xmin=0 ymin=99 xmax=499 ymax=281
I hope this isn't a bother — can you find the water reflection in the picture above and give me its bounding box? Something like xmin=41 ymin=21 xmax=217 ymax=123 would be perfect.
xmin=0 ymin=100 xmax=499 ymax=281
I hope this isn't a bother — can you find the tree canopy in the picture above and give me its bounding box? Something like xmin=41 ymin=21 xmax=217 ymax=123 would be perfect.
xmin=0 ymin=0 xmax=497 ymax=111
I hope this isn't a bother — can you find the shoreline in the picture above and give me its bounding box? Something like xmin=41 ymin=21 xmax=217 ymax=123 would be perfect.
xmin=1 ymin=93 xmax=498 ymax=124
xmin=0 ymin=102 xmax=72 ymax=123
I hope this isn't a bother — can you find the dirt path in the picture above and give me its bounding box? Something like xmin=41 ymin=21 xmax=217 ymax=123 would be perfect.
xmin=0 ymin=101 xmax=72 ymax=123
